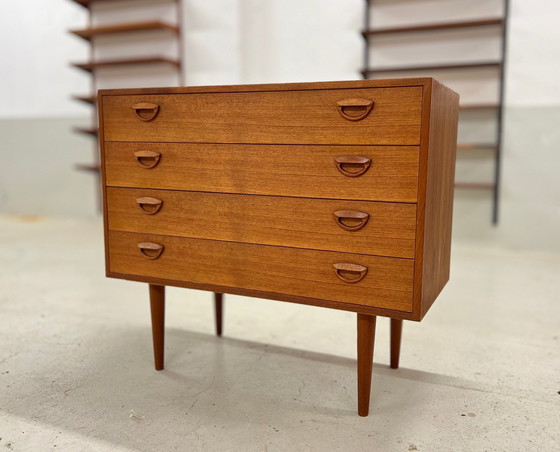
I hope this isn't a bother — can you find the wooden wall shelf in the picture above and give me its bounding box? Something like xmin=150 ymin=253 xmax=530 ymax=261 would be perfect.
xmin=362 ymin=18 xmax=503 ymax=36
xmin=362 ymin=61 xmax=501 ymax=77
xmin=72 ymin=57 xmax=180 ymax=73
xmin=71 ymin=0 xmax=177 ymax=8
xmin=70 ymin=20 xmax=179 ymax=41
xmin=75 ymin=163 xmax=101 ymax=172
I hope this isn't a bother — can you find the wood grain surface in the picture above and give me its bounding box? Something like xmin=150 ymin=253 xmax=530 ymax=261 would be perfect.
xmin=102 ymin=87 xmax=422 ymax=145
xmin=106 ymin=187 xmax=417 ymax=258
xmin=104 ymin=142 xmax=420 ymax=203
xmin=108 ymin=231 xmax=414 ymax=312
xmin=418 ymin=79 xmax=459 ymax=317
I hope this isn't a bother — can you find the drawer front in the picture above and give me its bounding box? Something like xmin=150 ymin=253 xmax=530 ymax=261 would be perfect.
xmin=108 ymin=231 xmax=414 ymax=312
xmin=106 ymin=188 xmax=417 ymax=258
xmin=102 ymin=87 xmax=422 ymax=145
xmin=104 ymin=142 xmax=419 ymax=203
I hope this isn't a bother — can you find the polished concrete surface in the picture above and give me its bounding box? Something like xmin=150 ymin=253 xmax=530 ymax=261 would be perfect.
xmin=1 ymin=215 xmax=559 ymax=451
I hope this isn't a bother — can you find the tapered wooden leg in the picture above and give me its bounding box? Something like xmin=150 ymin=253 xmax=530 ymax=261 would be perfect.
xmin=214 ymin=292 xmax=223 ymax=337
xmin=149 ymin=284 xmax=165 ymax=371
xmin=390 ymin=318 xmax=403 ymax=369
xmin=357 ymin=313 xmax=377 ymax=417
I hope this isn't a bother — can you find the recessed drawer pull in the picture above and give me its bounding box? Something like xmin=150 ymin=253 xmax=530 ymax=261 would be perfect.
xmin=335 ymin=155 xmax=371 ymax=177
xmin=333 ymin=263 xmax=368 ymax=284
xmin=134 ymin=150 xmax=161 ymax=169
xmin=132 ymin=103 xmax=160 ymax=122
xmin=336 ymin=99 xmax=374 ymax=121
xmin=137 ymin=242 xmax=164 ymax=260
xmin=136 ymin=197 xmax=163 ymax=215
xmin=333 ymin=210 xmax=370 ymax=231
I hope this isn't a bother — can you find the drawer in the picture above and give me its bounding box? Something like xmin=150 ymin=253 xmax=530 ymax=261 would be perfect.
xmin=104 ymin=142 xmax=419 ymax=203
xmin=108 ymin=231 xmax=414 ymax=312
xmin=106 ymin=188 xmax=417 ymax=258
xmin=101 ymin=87 xmax=422 ymax=145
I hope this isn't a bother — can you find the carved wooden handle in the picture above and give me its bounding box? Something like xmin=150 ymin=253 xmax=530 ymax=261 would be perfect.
xmin=333 ymin=210 xmax=370 ymax=231
xmin=335 ymin=155 xmax=371 ymax=177
xmin=137 ymin=242 xmax=164 ymax=260
xmin=337 ymin=99 xmax=374 ymax=121
xmin=333 ymin=263 xmax=368 ymax=284
xmin=136 ymin=197 xmax=163 ymax=215
xmin=134 ymin=150 xmax=161 ymax=169
xmin=132 ymin=103 xmax=160 ymax=121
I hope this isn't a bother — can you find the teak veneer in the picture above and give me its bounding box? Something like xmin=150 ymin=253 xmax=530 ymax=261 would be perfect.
xmin=98 ymin=78 xmax=459 ymax=416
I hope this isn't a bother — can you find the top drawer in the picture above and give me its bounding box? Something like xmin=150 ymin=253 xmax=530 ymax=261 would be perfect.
xmin=101 ymin=87 xmax=423 ymax=145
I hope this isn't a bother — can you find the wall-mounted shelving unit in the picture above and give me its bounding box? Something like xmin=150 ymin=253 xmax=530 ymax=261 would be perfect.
xmin=362 ymin=0 xmax=509 ymax=224
xmin=69 ymin=0 xmax=184 ymax=210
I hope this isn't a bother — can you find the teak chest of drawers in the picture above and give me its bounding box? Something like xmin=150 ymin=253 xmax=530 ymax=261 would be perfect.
xmin=98 ymin=78 xmax=459 ymax=417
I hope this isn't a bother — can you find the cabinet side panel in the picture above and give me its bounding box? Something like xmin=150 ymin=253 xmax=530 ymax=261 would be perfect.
xmin=98 ymin=93 xmax=110 ymax=276
xmin=421 ymin=80 xmax=459 ymax=317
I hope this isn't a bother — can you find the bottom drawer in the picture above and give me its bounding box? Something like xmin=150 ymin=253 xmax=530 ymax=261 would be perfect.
xmin=108 ymin=231 xmax=414 ymax=312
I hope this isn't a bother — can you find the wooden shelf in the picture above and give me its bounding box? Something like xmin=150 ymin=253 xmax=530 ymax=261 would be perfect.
xmin=73 ymin=126 xmax=99 ymax=137
xmin=362 ymin=61 xmax=501 ymax=77
xmin=362 ymin=18 xmax=503 ymax=37
xmin=70 ymin=20 xmax=179 ymax=41
xmin=70 ymin=0 xmax=184 ymax=215
xmin=72 ymin=95 xmax=96 ymax=105
xmin=460 ymin=103 xmax=499 ymax=110
xmin=72 ymin=57 xmax=180 ymax=73
xmin=455 ymin=182 xmax=495 ymax=190
xmin=71 ymin=0 xmax=177 ymax=8
xmin=75 ymin=163 xmax=101 ymax=172
xmin=457 ymin=143 xmax=498 ymax=151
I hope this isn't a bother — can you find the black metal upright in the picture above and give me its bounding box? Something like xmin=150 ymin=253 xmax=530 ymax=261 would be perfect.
xmin=493 ymin=0 xmax=510 ymax=225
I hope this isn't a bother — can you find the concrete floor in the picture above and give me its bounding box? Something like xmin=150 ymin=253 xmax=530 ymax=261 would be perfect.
xmin=0 ymin=215 xmax=559 ymax=452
